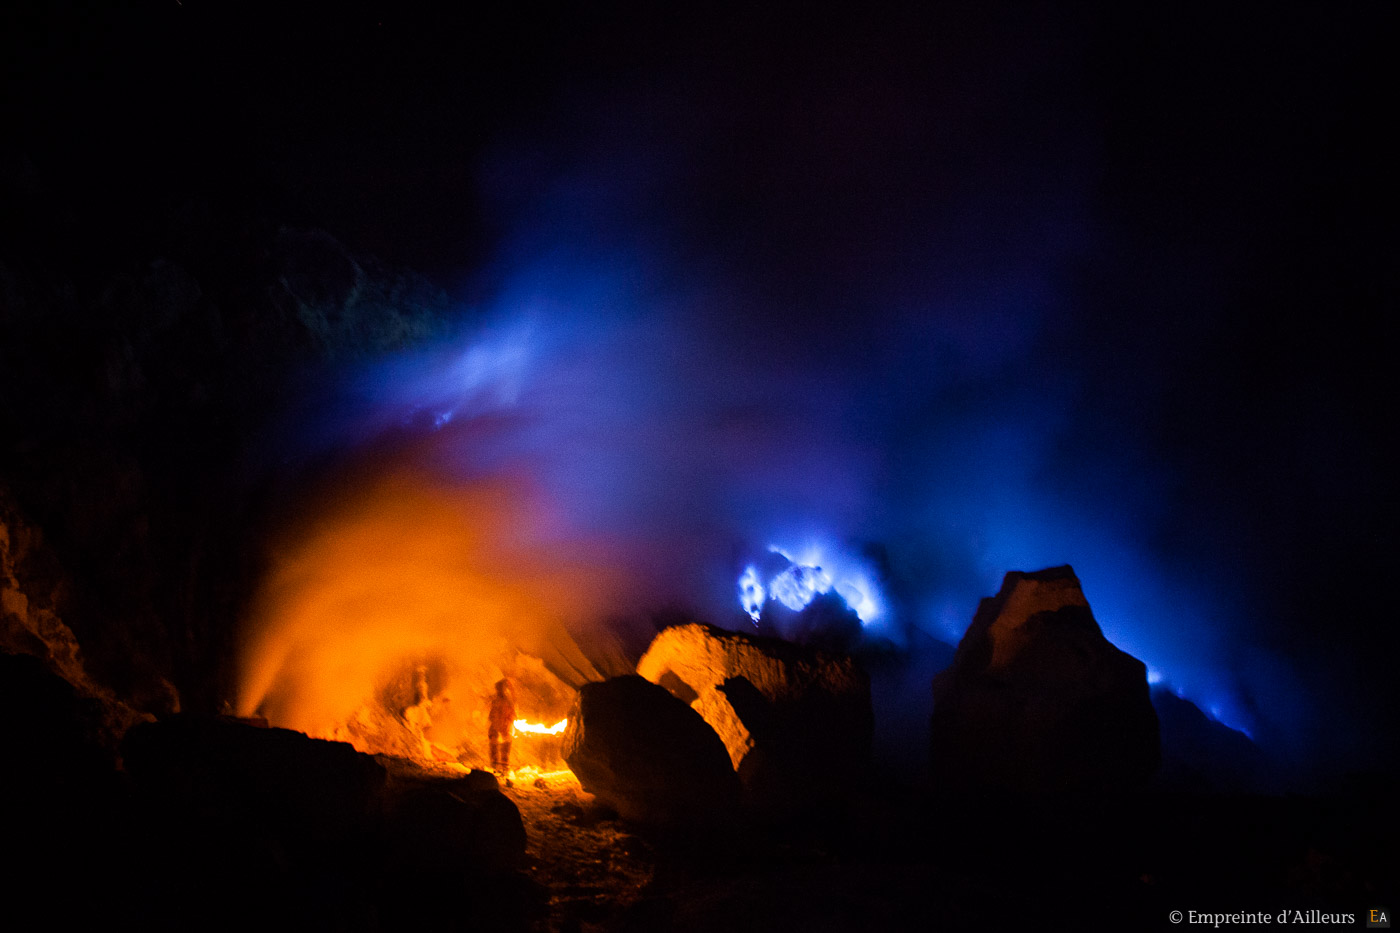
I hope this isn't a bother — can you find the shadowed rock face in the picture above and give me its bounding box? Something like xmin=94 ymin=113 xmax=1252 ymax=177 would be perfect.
xmin=1151 ymin=688 xmax=1271 ymax=793
xmin=119 ymin=715 xmax=528 ymax=927
xmin=930 ymin=565 xmax=1159 ymax=796
xmin=1 ymin=194 xmax=450 ymax=717
xmin=562 ymin=674 xmax=740 ymax=830
xmin=637 ymin=623 xmax=872 ymax=816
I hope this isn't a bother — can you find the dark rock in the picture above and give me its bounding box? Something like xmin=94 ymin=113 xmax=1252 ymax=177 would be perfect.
xmin=761 ymin=589 xmax=864 ymax=653
xmin=930 ymin=565 xmax=1159 ymax=795
xmin=382 ymin=769 xmax=527 ymax=874
xmin=0 ymin=651 xmax=135 ymax=924
xmin=121 ymin=717 xmax=532 ymax=929
xmin=121 ymin=715 xmax=388 ymax=853
xmin=1 ymin=485 xmax=155 ymax=742
xmin=637 ymin=623 xmax=873 ymax=817
xmin=562 ymin=675 xmax=740 ymax=830
xmin=1151 ymin=688 xmax=1272 ymax=793
xmin=0 ymin=651 xmax=117 ymax=785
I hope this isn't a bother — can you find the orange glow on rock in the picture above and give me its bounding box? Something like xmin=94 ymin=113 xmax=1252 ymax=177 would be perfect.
xmin=235 ymin=461 xmax=626 ymax=770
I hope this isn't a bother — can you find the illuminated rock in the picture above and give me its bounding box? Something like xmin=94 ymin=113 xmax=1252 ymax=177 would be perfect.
xmin=1 ymin=486 xmax=155 ymax=737
xmin=562 ymin=675 xmax=740 ymax=830
xmin=929 ymin=566 xmax=1160 ymax=795
xmin=637 ymin=623 xmax=872 ymax=816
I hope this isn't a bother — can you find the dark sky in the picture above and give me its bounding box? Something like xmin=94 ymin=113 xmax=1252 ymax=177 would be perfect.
xmin=3 ymin=1 xmax=1394 ymax=775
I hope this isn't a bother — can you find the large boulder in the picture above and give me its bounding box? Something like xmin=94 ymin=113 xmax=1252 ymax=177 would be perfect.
xmin=121 ymin=715 xmax=390 ymax=854
xmin=929 ymin=566 xmax=1159 ymax=795
xmin=637 ymin=623 xmax=872 ymax=816
xmin=382 ymin=767 xmax=527 ymax=874
xmin=562 ymin=675 xmax=740 ymax=830
xmin=378 ymin=766 xmax=531 ymax=929
xmin=121 ymin=716 xmax=531 ymax=927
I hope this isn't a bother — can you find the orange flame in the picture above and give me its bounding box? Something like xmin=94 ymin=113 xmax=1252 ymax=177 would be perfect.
xmin=514 ymin=718 xmax=568 ymax=735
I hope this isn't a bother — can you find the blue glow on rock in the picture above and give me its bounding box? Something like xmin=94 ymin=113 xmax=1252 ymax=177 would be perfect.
xmin=738 ymin=542 xmax=886 ymax=627
xmin=769 ymin=563 xmax=832 ymax=611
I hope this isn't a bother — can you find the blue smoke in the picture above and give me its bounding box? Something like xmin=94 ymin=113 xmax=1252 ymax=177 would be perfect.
xmin=279 ymin=61 xmax=1361 ymax=779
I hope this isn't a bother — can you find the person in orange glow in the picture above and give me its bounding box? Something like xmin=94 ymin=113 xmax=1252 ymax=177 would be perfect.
xmin=487 ymin=678 xmax=516 ymax=783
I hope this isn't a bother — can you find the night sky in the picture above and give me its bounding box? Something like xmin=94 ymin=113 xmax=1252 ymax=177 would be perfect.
xmin=3 ymin=2 xmax=1394 ymax=779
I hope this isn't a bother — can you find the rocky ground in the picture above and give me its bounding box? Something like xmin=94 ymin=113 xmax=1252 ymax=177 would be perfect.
xmin=502 ymin=769 xmax=657 ymax=932
xmin=498 ymin=764 xmax=1394 ymax=933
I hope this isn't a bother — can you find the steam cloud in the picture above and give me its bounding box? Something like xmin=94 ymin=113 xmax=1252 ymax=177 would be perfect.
xmin=240 ymin=14 xmax=1387 ymax=780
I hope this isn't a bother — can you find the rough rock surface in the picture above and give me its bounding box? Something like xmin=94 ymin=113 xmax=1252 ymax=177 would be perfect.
xmin=929 ymin=565 xmax=1159 ymax=795
xmin=121 ymin=715 xmax=391 ymax=850
xmin=562 ymin=675 xmax=740 ymax=829
xmin=637 ymin=623 xmax=872 ymax=815
xmin=384 ymin=768 xmax=528 ymax=874
xmin=1 ymin=486 xmax=155 ymax=742
xmin=121 ymin=716 xmax=530 ymax=927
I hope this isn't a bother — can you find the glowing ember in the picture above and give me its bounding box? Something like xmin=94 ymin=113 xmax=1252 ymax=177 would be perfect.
xmin=514 ymin=718 xmax=568 ymax=735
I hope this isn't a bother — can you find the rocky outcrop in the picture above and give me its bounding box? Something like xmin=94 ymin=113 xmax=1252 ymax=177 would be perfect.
xmin=0 ymin=651 xmax=135 ymax=925
xmin=1 ymin=486 xmax=154 ymax=743
xmin=637 ymin=623 xmax=872 ymax=817
xmin=929 ymin=565 xmax=1159 ymax=795
xmin=122 ymin=715 xmax=391 ymax=852
xmin=121 ymin=716 xmax=530 ymax=927
xmin=1151 ymin=688 xmax=1272 ymax=793
xmin=1 ymin=180 xmax=450 ymax=716
xmin=562 ymin=675 xmax=740 ymax=830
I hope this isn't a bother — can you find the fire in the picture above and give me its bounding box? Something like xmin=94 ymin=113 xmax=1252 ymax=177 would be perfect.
xmin=514 ymin=718 xmax=568 ymax=735
xmin=235 ymin=462 xmax=620 ymax=770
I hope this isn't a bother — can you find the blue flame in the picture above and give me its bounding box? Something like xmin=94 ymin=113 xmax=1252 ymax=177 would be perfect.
xmin=266 ymin=67 xmax=1361 ymax=777
xmin=769 ymin=562 xmax=832 ymax=611
xmin=738 ymin=542 xmax=886 ymax=628
xmin=738 ymin=565 xmax=765 ymax=623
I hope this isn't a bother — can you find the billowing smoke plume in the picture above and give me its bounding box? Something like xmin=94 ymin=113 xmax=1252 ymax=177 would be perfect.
xmin=239 ymin=8 xmax=1389 ymax=781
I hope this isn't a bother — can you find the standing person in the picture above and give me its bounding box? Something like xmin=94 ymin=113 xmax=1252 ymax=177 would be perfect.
xmin=487 ymin=678 xmax=516 ymax=785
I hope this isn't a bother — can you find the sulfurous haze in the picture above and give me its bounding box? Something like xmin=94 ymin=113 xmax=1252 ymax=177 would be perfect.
xmin=8 ymin=3 xmax=1379 ymax=781
xmin=240 ymin=5 xmax=1393 ymax=785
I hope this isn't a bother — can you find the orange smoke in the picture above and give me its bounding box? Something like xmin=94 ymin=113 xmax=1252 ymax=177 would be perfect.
xmin=236 ymin=461 xmax=628 ymax=767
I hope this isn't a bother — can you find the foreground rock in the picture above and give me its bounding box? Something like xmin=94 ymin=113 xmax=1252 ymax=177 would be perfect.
xmin=122 ymin=716 xmax=529 ymax=928
xmin=1 ymin=651 xmax=132 ymax=923
xmin=383 ymin=766 xmax=527 ymax=874
xmin=1151 ymin=688 xmax=1272 ymax=793
xmin=562 ymin=675 xmax=740 ymax=830
xmin=637 ymin=623 xmax=872 ymax=817
xmin=929 ymin=566 xmax=1159 ymax=795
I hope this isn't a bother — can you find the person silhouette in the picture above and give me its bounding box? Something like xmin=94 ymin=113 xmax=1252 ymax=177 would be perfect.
xmin=487 ymin=678 xmax=516 ymax=783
